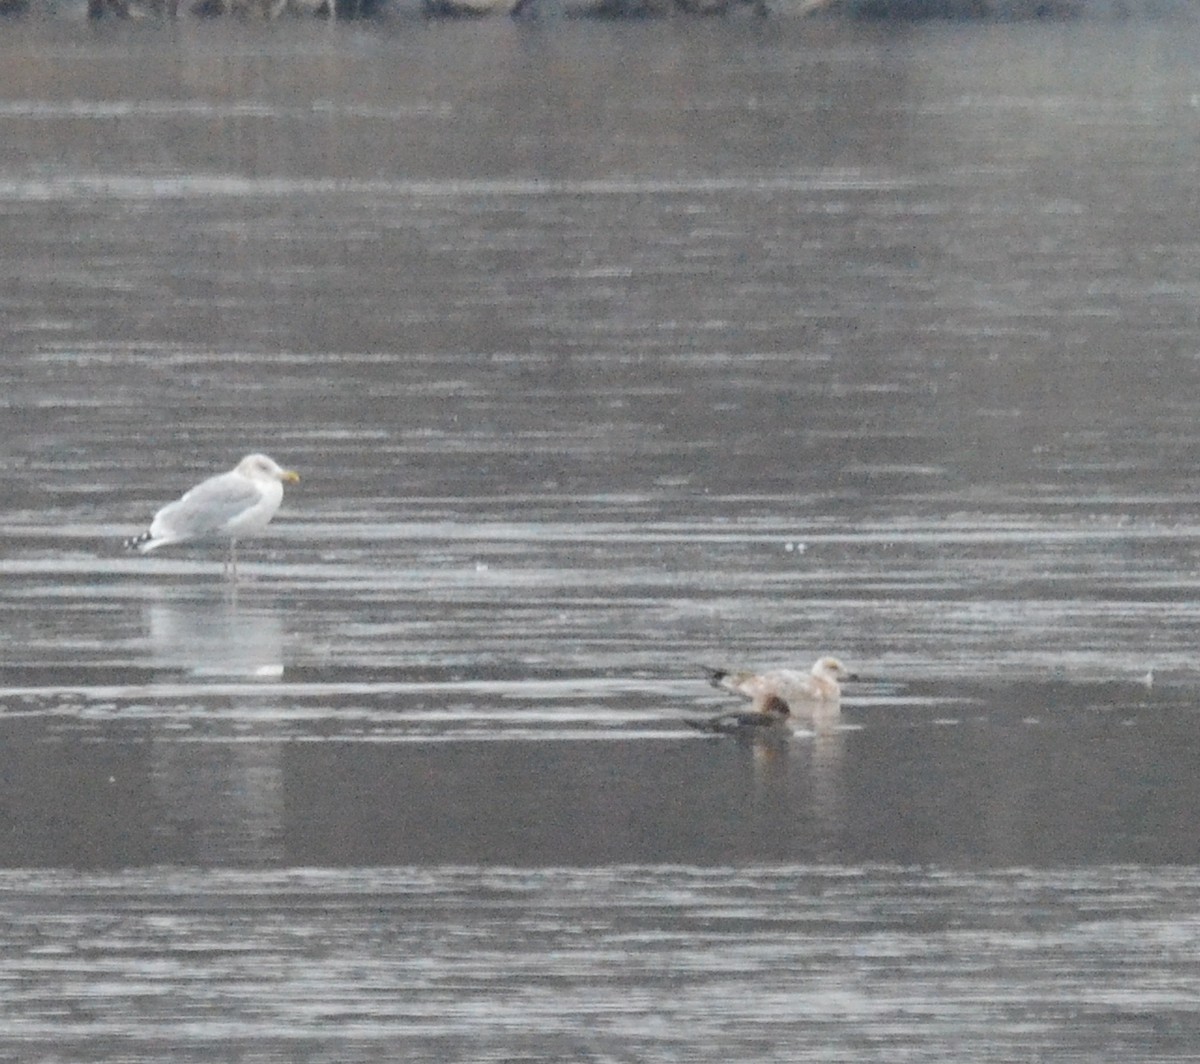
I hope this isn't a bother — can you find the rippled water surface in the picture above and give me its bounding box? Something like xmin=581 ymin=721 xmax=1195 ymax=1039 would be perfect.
xmin=3 ymin=16 xmax=1200 ymax=1061
xmin=6 ymin=865 xmax=1200 ymax=1063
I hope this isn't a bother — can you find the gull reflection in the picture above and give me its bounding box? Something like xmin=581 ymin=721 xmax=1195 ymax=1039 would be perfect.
xmin=150 ymin=740 xmax=285 ymax=866
xmin=142 ymin=591 xmax=288 ymax=865
xmin=146 ymin=592 xmax=285 ymax=679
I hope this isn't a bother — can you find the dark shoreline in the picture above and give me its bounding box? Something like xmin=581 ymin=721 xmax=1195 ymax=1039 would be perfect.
xmin=4 ymin=0 xmax=1192 ymax=22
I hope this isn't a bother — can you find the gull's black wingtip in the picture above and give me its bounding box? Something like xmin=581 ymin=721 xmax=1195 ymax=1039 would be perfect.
xmin=124 ymin=531 xmax=152 ymax=553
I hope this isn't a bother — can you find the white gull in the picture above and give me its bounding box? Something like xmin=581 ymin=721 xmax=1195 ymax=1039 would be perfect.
xmin=125 ymin=452 xmax=299 ymax=579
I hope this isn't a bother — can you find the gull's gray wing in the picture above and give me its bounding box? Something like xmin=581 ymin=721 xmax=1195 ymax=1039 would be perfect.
xmin=149 ymin=472 xmax=262 ymax=541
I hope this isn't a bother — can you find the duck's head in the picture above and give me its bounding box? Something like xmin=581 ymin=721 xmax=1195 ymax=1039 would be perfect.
xmin=811 ymin=656 xmax=857 ymax=683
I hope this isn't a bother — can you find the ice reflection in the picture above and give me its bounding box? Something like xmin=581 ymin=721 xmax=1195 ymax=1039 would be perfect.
xmin=145 ymin=592 xmax=286 ymax=680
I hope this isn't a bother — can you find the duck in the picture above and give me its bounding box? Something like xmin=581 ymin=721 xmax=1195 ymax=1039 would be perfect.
xmin=688 ymin=656 xmax=855 ymax=736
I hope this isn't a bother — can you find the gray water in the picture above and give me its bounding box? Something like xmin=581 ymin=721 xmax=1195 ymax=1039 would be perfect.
xmin=3 ymin=16 xmax=1200 ymax=1062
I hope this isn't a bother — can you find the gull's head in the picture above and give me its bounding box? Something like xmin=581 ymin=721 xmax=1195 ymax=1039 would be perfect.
xmin=238 ymin=453 xmax=300 ymax=485
xmin=811 ymin=656 xmax=856 ymax=683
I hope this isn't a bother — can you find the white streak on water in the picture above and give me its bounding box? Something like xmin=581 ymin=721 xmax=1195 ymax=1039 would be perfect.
xmin=0 ymin=172 xmax=915 ymax=203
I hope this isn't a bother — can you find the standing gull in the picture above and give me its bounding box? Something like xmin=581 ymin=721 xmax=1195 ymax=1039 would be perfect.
xmin=124 ymin=453 xmax=300 ymax=579
xmin=688 ymin=656 xmax=856 ymax=736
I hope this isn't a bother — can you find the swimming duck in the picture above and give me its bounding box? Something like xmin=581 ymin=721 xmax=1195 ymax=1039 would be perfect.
xmin=688 ymin=656 xmax=855 ymax=736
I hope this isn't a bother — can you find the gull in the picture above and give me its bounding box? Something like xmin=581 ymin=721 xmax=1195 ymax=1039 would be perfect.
xmin=687 ymin=656 xmax=856 ymax=736
xmin=124 ymin=453 xmax=300 ymax=579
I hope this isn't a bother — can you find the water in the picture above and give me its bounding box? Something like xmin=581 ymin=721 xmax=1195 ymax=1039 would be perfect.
xmin=3 ymin=15 xmax=1200 ymax=1061
xmin=4 ymin=865 xmax=1200 ymax=1063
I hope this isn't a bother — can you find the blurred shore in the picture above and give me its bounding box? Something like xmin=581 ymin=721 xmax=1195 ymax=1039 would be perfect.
xmin=5 ymin=0 xmax=1197 ymax=23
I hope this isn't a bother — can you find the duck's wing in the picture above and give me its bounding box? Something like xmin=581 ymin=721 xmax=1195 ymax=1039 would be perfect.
xmin=700 ymin=665 xmax=732 ymax=688
xmin=685 ymin=709 xmax=786 ymax=736
xmin=761 ymin=669 xmax=824 ymax=702
xmin=700 ymin=666 xmax=764 ymax=698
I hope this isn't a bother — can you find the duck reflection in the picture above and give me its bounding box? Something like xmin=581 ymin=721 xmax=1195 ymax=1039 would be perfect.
xmin=744 ymin=722 xmax=847 ymax=861
xmin=807 ymin=724 xmax=847 ymax=857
